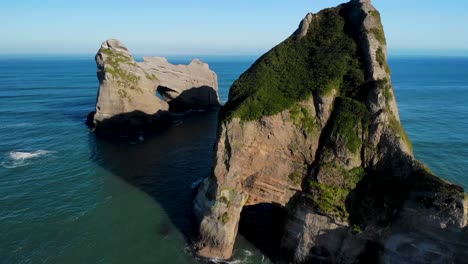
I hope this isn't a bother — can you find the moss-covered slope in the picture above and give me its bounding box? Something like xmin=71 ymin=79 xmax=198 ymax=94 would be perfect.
xmin=222 ymin=4 xmax=369 ymax=121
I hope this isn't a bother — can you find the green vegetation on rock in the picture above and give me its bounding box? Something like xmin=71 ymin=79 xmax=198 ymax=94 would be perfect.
xmin=288 ymin=172 xmax=302 ymax=186
xmin=328 ymin=97 xmax=369 ymax=153
xmin=219 ymin=212 xmax=230 ymax=224
xmin=367 ymin=10 xmax=386 ymax=44
xmin=308 ymin=166 xmax=366 ymax=219
xmin=381 ymin=79 xmax=393 ymax=105
xmin=117 ymin=89 xmax=128 ymax=99
xmin=388 ymin=114 xmax=413 ymax=152
xmin=410 ymin=165 xmax=464 ymax=198
xmin=352 ymin=224 xmax=363 ymax=234
xmin=289 ymin=104 xmax=317 ymax=134
xmin=376 ymin=46 xmax=390 ymax=73
xmin=218 ymin=195 xmax=229 ymax=206
xmin=370 ymin=27 xmax=386 ymax=44
xmin=101 ymin=48 xmax=142 ymax=96
xmin=145 ymin=73 xmax=158 ymax=81
xmin=222 ymin=6 xmax=365 ymax=121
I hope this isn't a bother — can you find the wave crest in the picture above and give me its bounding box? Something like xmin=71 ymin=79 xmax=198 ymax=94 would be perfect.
xmin=1 ymin=150 xmax=55 ymax=169
xmin=9 ymin=150 xmax=52 ymax=160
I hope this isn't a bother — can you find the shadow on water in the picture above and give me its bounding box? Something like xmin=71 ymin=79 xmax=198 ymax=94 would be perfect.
xmin=88 ymin=110 xmax=218 ymax=243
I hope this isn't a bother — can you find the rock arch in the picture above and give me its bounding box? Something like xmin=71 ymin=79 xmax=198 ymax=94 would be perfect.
xmin=87 ymin=39 xmax=220 ymax=134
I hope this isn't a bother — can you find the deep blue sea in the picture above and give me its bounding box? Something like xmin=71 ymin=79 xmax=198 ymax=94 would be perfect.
xmin=0 ymin=54 xmax=467 ymax=263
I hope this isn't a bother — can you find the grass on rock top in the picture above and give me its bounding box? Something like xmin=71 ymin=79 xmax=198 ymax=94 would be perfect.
xmin=221 ymin=6 xmax=366 ymax=121
xmin=367 ymin=10 xmax=386 ymax=45
xmin=101 ymin=48 xmax=141 ymax=95
xmin=101 ymin=47 xmax=158 ymax=99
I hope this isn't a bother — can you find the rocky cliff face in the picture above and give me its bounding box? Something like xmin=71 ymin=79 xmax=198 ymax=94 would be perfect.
xmin=87 ymin=39 xmax=219 ymax=134
xmin=194 ymin=0 xmax=468 ymax=263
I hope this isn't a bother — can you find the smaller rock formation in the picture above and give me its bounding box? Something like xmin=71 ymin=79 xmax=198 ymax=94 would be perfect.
xmin=87 ymin=39 xmax=220 ymax=135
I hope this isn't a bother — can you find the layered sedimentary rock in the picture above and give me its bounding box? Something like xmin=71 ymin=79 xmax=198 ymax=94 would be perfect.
xmin=87 ymin=39 xmax=219 ymax=134
xmin=194 ymin=0 xmax=468 ymax=263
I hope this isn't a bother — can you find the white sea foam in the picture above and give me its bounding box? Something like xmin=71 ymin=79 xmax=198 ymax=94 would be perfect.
xmin=1 ymin=150 xmax=54 ymax=169
xmin=0 ymin=123 xmax=32 ymax=129
xmin=0 ymin=160 xmax=31 ymax=169
xmin=207 ymin=249 xmax=255 ymax=264
xmin=209 ymin=258 xmax=242 ymax=264
xmin=9 ymin=150 xmax=52 ymax=160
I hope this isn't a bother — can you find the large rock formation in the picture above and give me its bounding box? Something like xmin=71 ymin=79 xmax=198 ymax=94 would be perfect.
xmin=87 ymin=39 xmax=219 ymax=134
xmin=194 ymin=0 xmax=468 ymax=263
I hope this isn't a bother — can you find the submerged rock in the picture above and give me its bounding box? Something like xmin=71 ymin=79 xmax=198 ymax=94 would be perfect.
xmin=87 ymin=39 xmax=219 ymax=135
xmin=194 ymin=0 xmax=467 ymax=263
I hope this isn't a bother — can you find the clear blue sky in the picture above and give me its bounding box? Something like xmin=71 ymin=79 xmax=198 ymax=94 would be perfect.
xmin=1 ymin=0 xmax=467 ymax=55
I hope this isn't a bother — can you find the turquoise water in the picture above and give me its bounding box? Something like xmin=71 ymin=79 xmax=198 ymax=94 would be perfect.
xmin=0 ymin=55 xmax=467 ymax=263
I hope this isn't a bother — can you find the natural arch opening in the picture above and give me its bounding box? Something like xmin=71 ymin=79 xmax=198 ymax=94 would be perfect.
xmin=156 ymin=85 xmax=176 ymax=101
xmin=238 ymin=203 xmax=287 ymax=261
xmin=155 ymin=89 xmax=164 ymax=101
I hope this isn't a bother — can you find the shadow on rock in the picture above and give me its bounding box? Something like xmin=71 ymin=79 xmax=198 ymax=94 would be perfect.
xmin=86 ymin=110 xmax=172 ymax=140
xmin=345 ymin=171 xmax=409 ymax=229
xmin=157 ymin=85 xmax=220 ymax=113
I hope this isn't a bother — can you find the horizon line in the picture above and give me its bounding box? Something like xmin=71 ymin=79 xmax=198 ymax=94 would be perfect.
xmin=0 ymin=48 xmax=468 ymax=58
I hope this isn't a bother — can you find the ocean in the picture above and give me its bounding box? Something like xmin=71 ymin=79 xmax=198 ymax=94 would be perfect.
xmin=0 ymin=54 xmax=467 ymax=263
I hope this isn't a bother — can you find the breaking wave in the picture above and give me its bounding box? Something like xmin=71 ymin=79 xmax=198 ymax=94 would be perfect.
xmin=207 ymin=250 xmax=262 ymax=264
xmin=1 ymin=150 xmax=54 ymax=168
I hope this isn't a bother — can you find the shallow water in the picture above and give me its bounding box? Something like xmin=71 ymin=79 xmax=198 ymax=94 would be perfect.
xmin=0 ymin=54 xmax=466 ymax=263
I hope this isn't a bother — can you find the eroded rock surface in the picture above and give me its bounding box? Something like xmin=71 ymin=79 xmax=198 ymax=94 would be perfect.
xmin=194 ymin=0 xmax=467 ymax=263
xmin=141 ymin=57 xmax=219 ymax=112
xmin=87 ymin=39 xmax=219 ymax=134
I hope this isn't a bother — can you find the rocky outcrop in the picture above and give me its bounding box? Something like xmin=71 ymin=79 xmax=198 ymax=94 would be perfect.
xmin=294 ymin=12 xmax=314 ymax=38
xmin=194 ymin=0 xmax=467 ymax=263
xmin=87 ymin=39 xmax=219 ymax=134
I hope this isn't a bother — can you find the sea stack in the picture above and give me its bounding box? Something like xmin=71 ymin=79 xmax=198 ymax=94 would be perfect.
xmin=87 ymin=39 xmax=220 ymax=135
xmin=193 ymin=0 xmax=468 ymax=263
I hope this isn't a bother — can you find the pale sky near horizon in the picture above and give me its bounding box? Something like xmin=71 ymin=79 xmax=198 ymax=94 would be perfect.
xmin=1 ymin=0 xmax=467 ymax=55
